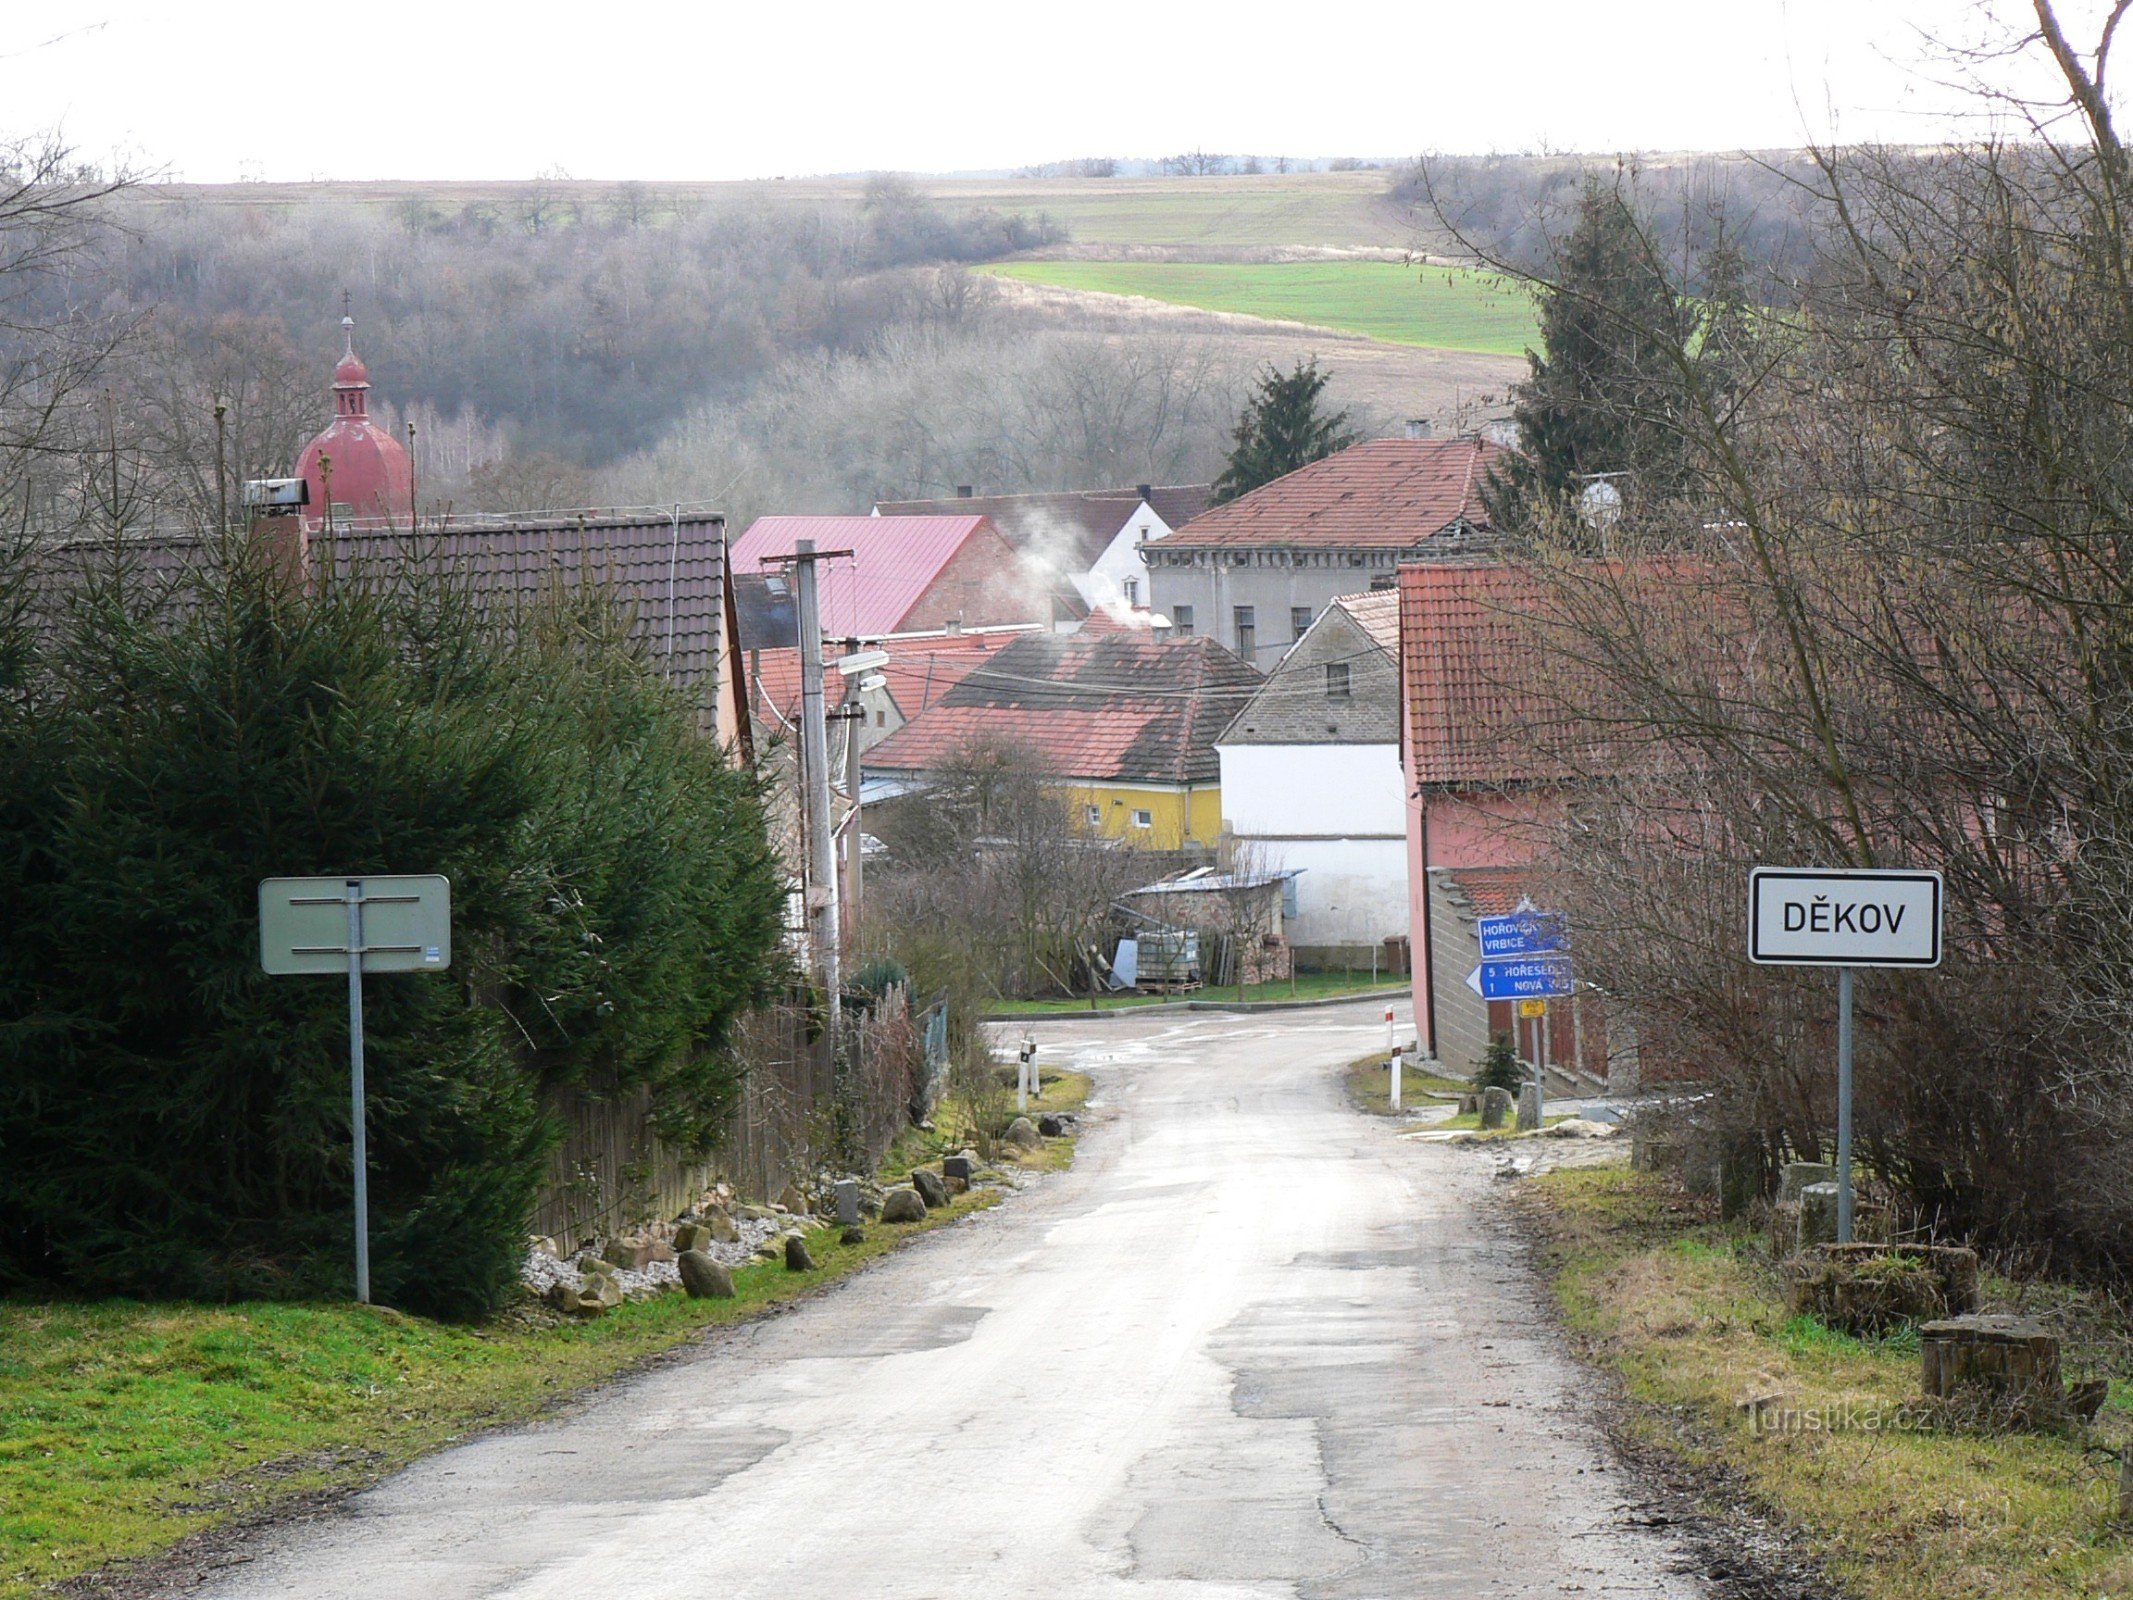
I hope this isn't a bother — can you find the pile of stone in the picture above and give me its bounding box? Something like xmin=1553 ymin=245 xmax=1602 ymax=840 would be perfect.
xmin=522 ymin=1197 xmax=796 ymax=1316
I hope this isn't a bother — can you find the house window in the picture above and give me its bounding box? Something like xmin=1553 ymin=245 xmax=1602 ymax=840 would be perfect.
xmin=1233 ymin=605 xmax=1256 ymax=658
xmin=1326 ymin=662 xmax=1351 ymax=698
xmin=1131 ymin=808 xmax=1153 ymax=829
xmin=874 ymin=710 xmax=886 ymax=728
xmin=1291 ymin=606 xmax=1313 ymax=639
xmin=1369 ymin=574 xmax=1396 ymax=591
xmin=1172 ymin=604 xmax=1195 ymax=637
xmin=1123 ymin=578 xmax=1140 ymax=605
xmin=1085 ymin=804 xmax=1102 ymax=827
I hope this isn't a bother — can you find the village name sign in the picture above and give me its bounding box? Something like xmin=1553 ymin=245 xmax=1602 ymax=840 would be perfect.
xmin=1748 ymin=866 xmax=1942 ymax=1243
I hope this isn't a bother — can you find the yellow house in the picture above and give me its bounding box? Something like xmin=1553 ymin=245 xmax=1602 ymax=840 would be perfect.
xmin=1060 ymin=782 xmax=1224 ymax=852
xmin=860 ymin=626 xmax=1260 ymax=851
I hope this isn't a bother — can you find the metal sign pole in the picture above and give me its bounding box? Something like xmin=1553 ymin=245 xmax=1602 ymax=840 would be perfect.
xmin=1836 ymin=967 xmax=1854 ymax=1245
xmin=1535 ymin=1004 xmax=1547 ymax=1126
xmin=345 ymin=881 xmax=371 ymax=1304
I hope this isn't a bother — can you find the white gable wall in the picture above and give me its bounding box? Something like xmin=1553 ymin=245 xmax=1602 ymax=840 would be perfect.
xmin=1215 ymin=740 xmax=1409 ymax=955
xmin=1073 ymin=499 xmax=1173 ymax=614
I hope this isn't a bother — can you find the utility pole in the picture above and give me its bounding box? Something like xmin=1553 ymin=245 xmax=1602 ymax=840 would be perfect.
xmin=843 ymin=667 xmax=865 ymax=949
xmin=791 ymin=542 xmax=841 ymax=1050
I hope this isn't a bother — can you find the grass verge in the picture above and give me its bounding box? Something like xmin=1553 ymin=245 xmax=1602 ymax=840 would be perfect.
xmin=1342 ymin=1050 xmax=1468 ymax=1116
xmin=1 ymin=1182 xmax=1005 ymax=1597
xmin=991 ymin=971 xmax=1407 ymax=1016
xmin=1522 ymin=1164 xmax=2133 ymax=1600
xmin=981 ymin=260 xmax=1535 ymax=353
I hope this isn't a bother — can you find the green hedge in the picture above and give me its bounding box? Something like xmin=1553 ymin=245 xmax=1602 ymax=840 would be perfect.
xmin=0 ymin=539 xmax=785 ymax=1318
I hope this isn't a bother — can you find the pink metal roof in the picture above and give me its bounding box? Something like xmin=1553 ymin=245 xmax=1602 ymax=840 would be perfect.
xmin=730 ymin=515 xmax=994 ymax=637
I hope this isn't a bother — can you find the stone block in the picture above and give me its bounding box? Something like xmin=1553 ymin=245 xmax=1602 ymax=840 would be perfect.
xmin=1798 ymin=1182 xmax=1840 ymax=1251
xmin=1779 ymin=1161 xmax=1837 ymax=1205
xmin=1479 ymin=1087 xmax=1512 ymax=1131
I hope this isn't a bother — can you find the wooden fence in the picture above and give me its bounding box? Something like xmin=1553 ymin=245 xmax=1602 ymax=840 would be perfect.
xmin=527 ymin=986 xmax=932 ymax=1244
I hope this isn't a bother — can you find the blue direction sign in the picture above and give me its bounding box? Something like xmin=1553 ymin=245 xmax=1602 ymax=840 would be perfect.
xmin=1477 ymin=906 xmax=1570 ymax=961
xmin=1466 ymin=955 xmax=1576 ymax=1001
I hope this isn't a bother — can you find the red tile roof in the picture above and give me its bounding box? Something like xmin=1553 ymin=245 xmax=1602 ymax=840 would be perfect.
xmin=744 ymin=628 xmax=1038 ymax=726
xmin=1158 ymin=438 xmax=1498 ymax=551
xmin=1435 ymin=865 xmax=1540 ymax=920
xmin=1401 ymin=560 xmax=1597 ymax=788
xmin=730 ymin=515 xmax=1003 ymax=636
xmin=864 ymin=632 xmax=1261 ymax=786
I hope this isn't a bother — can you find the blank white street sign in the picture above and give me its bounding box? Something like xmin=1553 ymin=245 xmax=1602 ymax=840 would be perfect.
xmin=258 ymin=873 xmax=452 ymax=1305
xmin=1748 ymin=868 xmax=1942 ymax=968
xmin=259 ymin=876 xmax=452 ymax=975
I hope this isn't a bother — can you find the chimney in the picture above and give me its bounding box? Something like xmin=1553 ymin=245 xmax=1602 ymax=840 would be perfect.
xmin=1404 ymin=418 xmax=1432 ymax=441
xmin=955 ymin=485 xmax=974 ymax=498
xmin=1136 ymin=483 xmax=1153 ymax=501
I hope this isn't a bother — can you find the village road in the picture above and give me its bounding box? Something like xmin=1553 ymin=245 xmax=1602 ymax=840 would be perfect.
xmin=192 ymin=998 xmax=1704 ymax=1600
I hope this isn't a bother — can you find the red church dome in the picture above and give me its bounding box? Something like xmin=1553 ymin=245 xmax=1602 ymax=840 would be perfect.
xmin=296 ymin=315 xmax=411 ymax=528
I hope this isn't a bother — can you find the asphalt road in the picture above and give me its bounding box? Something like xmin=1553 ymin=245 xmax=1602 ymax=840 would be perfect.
xmin=194 ymin=1000 xmax=1703 ymax=1600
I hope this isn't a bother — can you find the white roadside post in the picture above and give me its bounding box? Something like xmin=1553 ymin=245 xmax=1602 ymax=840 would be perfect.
xmin=1385 ymin=1003 xmax=1400 ymax=1110
xmin=260 ymin=875 xmax=452 ymax=1304
xmin=1748 ymin=868 xmax=1942 ymax=1243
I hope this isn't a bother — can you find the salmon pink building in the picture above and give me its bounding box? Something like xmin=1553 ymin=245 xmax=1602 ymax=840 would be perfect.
xmin=1399 ymin=561 xmax=1618 ymax=1090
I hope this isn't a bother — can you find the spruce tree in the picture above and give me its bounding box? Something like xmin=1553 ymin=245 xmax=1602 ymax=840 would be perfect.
xmin=1481 ymin=178 xmax=1695 ymax=533
xmin=0 ymin=541 xmax=786 ymax=1318
xmin=1212 ymin=358 xmax=1357 ymax=503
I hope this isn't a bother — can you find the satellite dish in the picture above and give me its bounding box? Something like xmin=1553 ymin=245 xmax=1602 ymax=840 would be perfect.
xmin=1578 ymin=477 xmax=1623 ymax=531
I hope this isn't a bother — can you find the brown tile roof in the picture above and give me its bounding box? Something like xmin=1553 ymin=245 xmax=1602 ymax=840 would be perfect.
xmin=32 ymin=514 xmax=731 ymax=695
xmin=1158 ymin=438 xmax=1498 ymax=552
xmin=874 ymin=486 xmax=1212 ymax=569
xmin=864 ymin=631 xmax=1261 ymax=786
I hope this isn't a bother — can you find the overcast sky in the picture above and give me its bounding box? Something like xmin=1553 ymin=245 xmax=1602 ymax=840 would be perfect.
xmin=0 ymin=2 xmax=2103 ymax=184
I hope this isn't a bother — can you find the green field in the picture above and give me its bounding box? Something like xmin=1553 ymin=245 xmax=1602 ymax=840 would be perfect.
xmin=980 ymin=260 xmax=1535 ymax=355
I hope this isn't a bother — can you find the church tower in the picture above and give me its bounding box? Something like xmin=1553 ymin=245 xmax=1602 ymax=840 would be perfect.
xmin=294 ymin=313 xmax=412 ymax=529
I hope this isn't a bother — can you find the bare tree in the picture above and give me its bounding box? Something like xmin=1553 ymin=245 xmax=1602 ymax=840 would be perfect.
xmin=1435 ymin=1 xmax=2133 ymax=1269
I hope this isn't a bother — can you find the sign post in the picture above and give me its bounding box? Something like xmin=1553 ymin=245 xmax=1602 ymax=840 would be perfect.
xmin=260 ymin=875 xmax=452 ymax=1303
xmin=1748 ymin=868 xmax=1941 ymax=1243
xmin=1472 ymin=903 xmax=1574 ymax=1126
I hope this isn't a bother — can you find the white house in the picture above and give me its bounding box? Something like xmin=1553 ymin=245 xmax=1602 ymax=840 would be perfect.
xmin=874 ymin=484 xmax=1211 ymax=623
xmin=1214 ymin=590 xmax=1409 ymax=968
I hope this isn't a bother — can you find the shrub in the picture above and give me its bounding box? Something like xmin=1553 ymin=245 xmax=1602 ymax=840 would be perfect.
xmin=1473 ymin=1032 xmax=1527 ymax=1096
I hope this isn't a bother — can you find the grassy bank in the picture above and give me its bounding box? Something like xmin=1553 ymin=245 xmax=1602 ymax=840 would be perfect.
xmin=982 ymin=260 xmax=1535 ymax=353
xmin=1524 ymin=1165 xmax=2133 ymax=1600
xmin=991 ymin=971 xmax=1407 ymax=1016
xmin=0 ymin=1157 xmax=1038 ymax=1597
